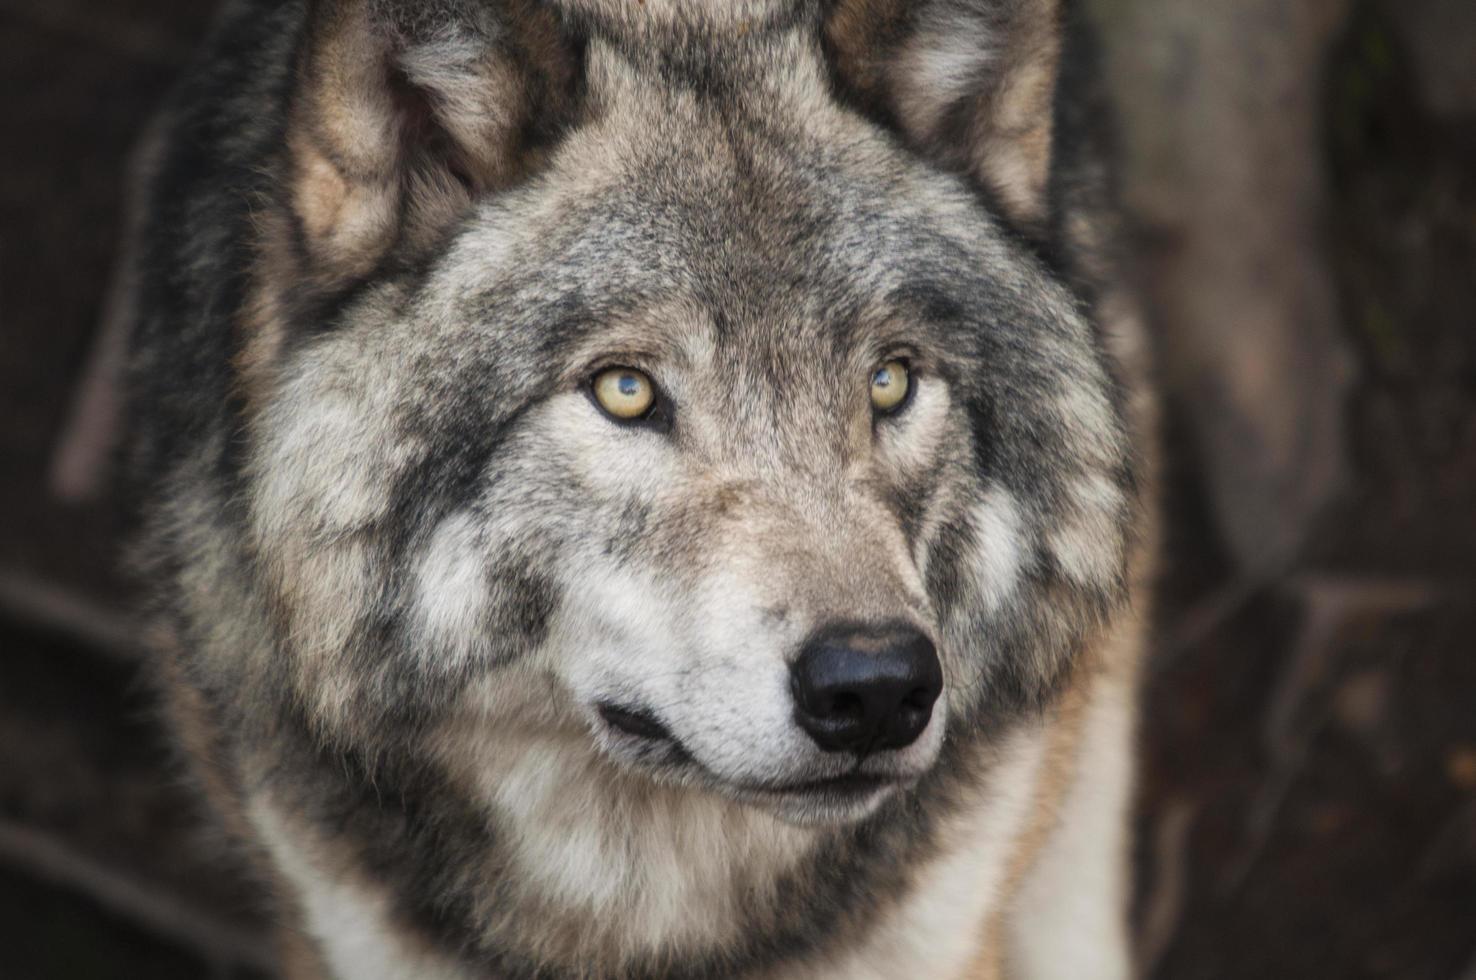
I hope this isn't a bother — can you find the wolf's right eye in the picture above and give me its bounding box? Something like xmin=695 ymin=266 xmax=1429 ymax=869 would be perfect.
xmin=592 ymin=367 xmax=657 ymax=421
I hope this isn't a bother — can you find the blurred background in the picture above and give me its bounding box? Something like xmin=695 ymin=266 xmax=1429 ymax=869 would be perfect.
xmin=1 ymin=0 xmax=1472 ymax=976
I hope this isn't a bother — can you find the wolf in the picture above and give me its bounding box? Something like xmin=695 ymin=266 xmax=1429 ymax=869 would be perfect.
xmin=121 ymin=0 xmax=1155 ymax=976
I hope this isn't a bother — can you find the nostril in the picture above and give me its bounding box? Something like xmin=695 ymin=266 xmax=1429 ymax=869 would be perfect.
xmin=822 ymin=691 xmax=865 ymax=723
xmin=905 ymin=686 xmax=936 ymax=710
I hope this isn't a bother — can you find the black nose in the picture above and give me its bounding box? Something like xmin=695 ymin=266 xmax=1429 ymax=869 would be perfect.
xmin=790 ymin=623 xmax=943 ymax=754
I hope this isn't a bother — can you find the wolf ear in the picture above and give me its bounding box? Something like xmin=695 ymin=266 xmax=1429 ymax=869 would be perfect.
xmin=827 ymin=0 xmax=1062 ymax=230
xmin=286 ymin=0 xmax=577 ymax=282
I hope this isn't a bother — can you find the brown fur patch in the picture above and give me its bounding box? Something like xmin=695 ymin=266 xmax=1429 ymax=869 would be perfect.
xmin=963 ymin=655 xmax=1095 ymax=978
xmin=276 ymin=923 xmax=331 ymax=980
xmin=968 ymin=25 xmax=1060 ymax=227
xmin=827 ymin=0 xmax=1063 ymax=230
xmin=283 ymin=0 xmax=576 ymax=285
xmin=153 ymin=628 xmax=255 ymax=844
xmin=232 ymin=208 xmax=295 ymax=424
xmin=824 ymin=0 xmax=911 ymax=101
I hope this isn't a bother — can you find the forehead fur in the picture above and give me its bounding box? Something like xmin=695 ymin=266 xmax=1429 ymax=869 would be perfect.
xmin=553 ymin=0 xmax=810 ymax=38
xmin=426 ymin=30 xmax=1082 ymax=353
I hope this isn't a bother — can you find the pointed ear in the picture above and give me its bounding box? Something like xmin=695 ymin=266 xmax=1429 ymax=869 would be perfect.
xmin=827 ymin=0 xmax=1062 ymax=230
xmin=286 ymin=0 xmax=577 ymax=283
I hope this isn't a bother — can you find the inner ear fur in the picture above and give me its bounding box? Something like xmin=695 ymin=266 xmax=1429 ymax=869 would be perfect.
xmin=827 ymin=0 xmax=1062 ymax=230
xmin=286 ymin=0 xmax=578 ymax=284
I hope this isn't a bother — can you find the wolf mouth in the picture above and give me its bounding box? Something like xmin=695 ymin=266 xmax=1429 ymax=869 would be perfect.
xmin=743 ymin=772 xmax=895 ymax=798
xmin=597 ymin=702 xmax=674 ymax=742
xmin=595 ymin=701 xmax=912 ymax=802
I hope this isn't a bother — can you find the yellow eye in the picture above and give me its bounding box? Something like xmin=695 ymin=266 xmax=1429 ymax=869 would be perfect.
xmin=592 ymin=367 xmax=656 ymax=420
xmin=870 ymin=360 xmax=910 ymax=413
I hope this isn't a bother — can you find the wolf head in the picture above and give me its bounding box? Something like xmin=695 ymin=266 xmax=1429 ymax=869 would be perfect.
xmin=230 ymin=0 xmax=1132 ymax=831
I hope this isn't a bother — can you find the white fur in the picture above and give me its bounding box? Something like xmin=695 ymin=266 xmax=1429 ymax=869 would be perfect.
xmin=896 ymin=9 xmax=997 ymax=135
xmin=794 ymin=726 xmax=1050 ymax=979
xmin=1054 ymin=384 xmax=1122 ymax=468
xmin=542 ymin=389 xmax=680 ymax=496
xmin=441 ymin=678 xmax=815 ymax=955
xmin=254 ymin=359 xmax=406 ymax=542
xmin=412 ymin=511 xmax=490 ymax=668
xmin=1006 ymin=671 xmax=1135 ymax=979
xmin=249 ymin=798 xmax=470 ymax=980
xmin=551 ymin=557 xmax=836 ymax=788
xmin=1048 ymin=472 xmax=1126 ymax=588
xmin=876 ymin=375 xmax=951 ymax=477
xmin=969 ymin=485 xmax=1026 ymax=614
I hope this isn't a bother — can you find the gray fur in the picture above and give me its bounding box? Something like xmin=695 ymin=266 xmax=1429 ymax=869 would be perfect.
xmin=124 ymin=0 xmax=1144 ymax=976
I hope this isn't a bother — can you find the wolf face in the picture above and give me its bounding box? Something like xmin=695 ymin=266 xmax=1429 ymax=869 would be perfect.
xmin=242 ymin=6 xmax=1130 ymax=831
xmin=130 ymin=0 xmax=1139 ymax=971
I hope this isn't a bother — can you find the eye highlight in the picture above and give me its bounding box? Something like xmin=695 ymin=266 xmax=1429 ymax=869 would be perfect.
xmin=870 ymin=359 xmax=911 ymax=414
xmin=592 ymin=367 xmax=656 ymax=421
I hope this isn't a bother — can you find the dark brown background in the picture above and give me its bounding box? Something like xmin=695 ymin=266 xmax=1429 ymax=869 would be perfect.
xmin=2 ymin=0 xmax=1473 ymax=977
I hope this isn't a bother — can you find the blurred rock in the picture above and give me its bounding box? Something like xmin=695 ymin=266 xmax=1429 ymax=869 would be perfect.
xmin=1381 ymin=0 xmax=1476 ymax=118
xmin=1092 ymin=0 xmax=1354 ymax=571
xmin=1448 ymin=747 xmax=1476 ymax=793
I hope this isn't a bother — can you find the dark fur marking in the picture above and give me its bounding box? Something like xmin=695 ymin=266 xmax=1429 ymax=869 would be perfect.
xmin=963 ymin=391 xmax=1000 ymax=481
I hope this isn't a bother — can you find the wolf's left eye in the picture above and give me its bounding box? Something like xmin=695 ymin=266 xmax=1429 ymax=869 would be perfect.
xmin=870 ymin=360 xmax=911 ymax=414
xmin=592 ymin=367 xmax=657 ymax=421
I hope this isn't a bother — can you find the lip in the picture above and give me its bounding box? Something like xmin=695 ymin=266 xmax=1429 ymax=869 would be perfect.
xmin=752 ymin=772 xmax=896 ymax=798
xmin=598 ymin=702 xmax=675 ymax=742
xmin=593 ymin=701 xmax=922 ymax=809
xmin=738 ymin=770 xmax=910 ymax=825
